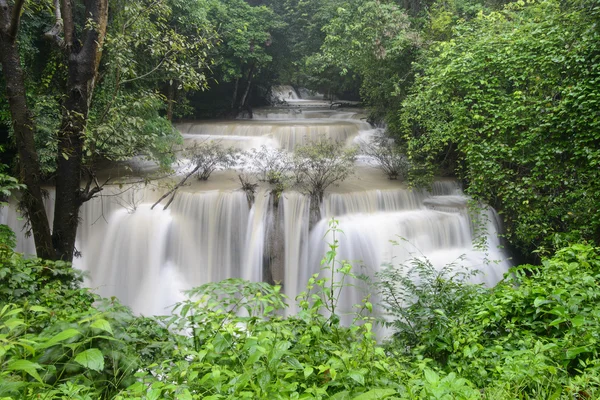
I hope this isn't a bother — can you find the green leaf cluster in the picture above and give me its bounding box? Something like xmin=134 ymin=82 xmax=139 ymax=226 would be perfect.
xmin=399 ymin=0 xmax=600 ymax=254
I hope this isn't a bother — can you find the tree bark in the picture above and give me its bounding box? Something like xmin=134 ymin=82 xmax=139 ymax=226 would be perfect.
xmin=0 ymin=0 xmax=55 ymax=259
xmin=166 ymin=81 xmax=175 ymax=121
xmin=239 ymin=63 xmax=255 ymax=109
xmin=231 ymin=77 xmax=239 ymax=110
xmin=52 ymin=0 xmax=109 ymax=261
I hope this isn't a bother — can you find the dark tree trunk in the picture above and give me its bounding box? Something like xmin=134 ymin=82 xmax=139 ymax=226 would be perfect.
xmin=239 ymin=63 xmax=255 ymax=109
xmin=0 ymin=0 xmax=55 ymax=259
xmin=231 ymin=77 xmax=239 ymax=110
xmin=166 ymin=81 xmax=175 ymax=121
xmin=52 ymin=0 xmax=109 ymax=261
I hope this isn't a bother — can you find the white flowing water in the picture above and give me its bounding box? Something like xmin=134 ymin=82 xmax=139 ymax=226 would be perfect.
xmin=271 ymin=85 xmax=300 ymax=101
xmin=176 ymin=120 xmax=362 ymax=151
xmin=1 ymin=104 xmax=511 ymax=331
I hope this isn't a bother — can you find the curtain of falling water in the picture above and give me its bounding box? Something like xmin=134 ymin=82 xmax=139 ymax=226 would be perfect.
xmin=281 ymin=192 xmax=310 ymax=312
xmin=167 ymin=191 xmax=248 ymax=283
xmin=242 ymin=190 xmax=272 ymax=282
xmin=177 ymin=122 xmax=360 ymax=151
xmin=82 ymin=205 xmax=176 ymax=315
xmin=1 ymin=184 xmax=510 ymax=318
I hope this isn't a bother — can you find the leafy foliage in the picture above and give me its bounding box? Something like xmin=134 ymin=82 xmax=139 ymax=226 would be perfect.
xmin=377 ymin=254 xmax=483 ymax=361
xmin=0 ymin=160 xmax=23 ymax=203
xmin=381 ymin=242 xmax=600 ymax=398
xmin=245 ymin=145 xmax=292 ymax=185
xmin=399 ymin=0 xmax=600 ymax=254
xmin=0 ymin=223 xmax=486 ymax=400
xmin=314 ymin=0 xmax=418 ymax=118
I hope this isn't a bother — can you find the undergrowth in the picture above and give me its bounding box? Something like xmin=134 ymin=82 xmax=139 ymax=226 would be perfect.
xmin=1 ymin=222 xmax=599 ymax=399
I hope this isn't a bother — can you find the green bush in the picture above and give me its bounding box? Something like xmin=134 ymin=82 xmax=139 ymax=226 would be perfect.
xmin=382 ymin=243 xmax=600 ymax=398
xmin=4 ymin=221 xmax=600 ymax=399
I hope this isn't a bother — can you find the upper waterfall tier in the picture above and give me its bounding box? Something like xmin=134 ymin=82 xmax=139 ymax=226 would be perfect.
xmin=176 ymin=120 xmax=362 ymax=151
xmin=249 ymin=108 xmax=367 ymax=121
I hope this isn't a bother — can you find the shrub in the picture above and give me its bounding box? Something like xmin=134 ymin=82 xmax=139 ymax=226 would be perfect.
xmin=360 ymin=134 xmax=410 ymax=180
xmin=188 ymin=141 xmax=239 ymax=181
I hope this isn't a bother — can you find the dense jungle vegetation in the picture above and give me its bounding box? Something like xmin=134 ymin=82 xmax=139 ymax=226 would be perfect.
xmin=1 ymin=0 xmax=600 ymax=398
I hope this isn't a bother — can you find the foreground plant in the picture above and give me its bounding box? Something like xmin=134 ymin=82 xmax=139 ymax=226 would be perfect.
xmin=5 ymin=222 xmax=598 ymax=399
xmin=382 ymin=242 xmax=600 ymax=398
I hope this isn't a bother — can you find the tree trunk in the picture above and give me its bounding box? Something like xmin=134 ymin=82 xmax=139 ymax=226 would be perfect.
xmin=231 ymin=77 xmax=239 ymax=110
xmin=239 ymin=63 xmax=255 ymax=109
xmin=166 ymin=81 xmax=175 ymax=121
xmin=52 ymin=0 xmax=109 ymax=261
xmin=0 ymin=0 xmax=55 ymax=259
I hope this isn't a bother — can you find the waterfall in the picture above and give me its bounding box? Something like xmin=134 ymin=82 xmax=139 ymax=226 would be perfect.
xmin=242 ymin=190 xmax=272 ymax=282
xmin=176 ymin=120 xmax=361 ymax=151
xmin=271 ymin=85 xmax=300 ymax=101
xmin=80 ymin=205 xmax=179 ymax=316
xmin=282 ymin=192 xmax=311 ymax=312
xmin=1 ymin=102 xmax=511 ymax=329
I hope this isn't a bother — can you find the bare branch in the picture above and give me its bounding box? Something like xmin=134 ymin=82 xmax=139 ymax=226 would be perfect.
xmin=44 ymin=0 xmax=64 ymax=47
xmin=79 ymin=171 xmax=110 ymax=204
xmin=120 ymin=50 xmax=174 ymax=84
xmin=8 ymin=0 xmax=25 ymax=41
xmin=151 ymin=165 xmax=200 ymax=210
xmin=162 ymin=191 xmax=177 ymax=210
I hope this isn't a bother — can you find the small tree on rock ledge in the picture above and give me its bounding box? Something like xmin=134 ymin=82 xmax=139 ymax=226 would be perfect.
xmin=361 ymin=134 xmax=410 ymax=180
xmin=293 ymin=140 xmax=356 ymax=225
xmin=189 ymin=142 xmax=239 ymax=181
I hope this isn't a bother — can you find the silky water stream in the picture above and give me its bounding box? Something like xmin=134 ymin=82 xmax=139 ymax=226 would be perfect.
xmin=1 ymin=93 xmax=511 ymax=330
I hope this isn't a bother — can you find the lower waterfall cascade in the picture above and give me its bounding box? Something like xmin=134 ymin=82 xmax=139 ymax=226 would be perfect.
xmin=0 ymin=101 xmax=511 ymax=330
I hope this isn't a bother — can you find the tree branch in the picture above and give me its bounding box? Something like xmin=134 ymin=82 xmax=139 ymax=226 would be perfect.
xmin=44 ymin=0 xmax=64 ymax=47
xmin=60 ymin=0 xmax=73 ymax=48
xmin=79 ymin=170 xmax=109 ymax=203
xmin=120 ymin=50 xmax=174 ymax=84
xmin=8 ymin=0 xmax=25 ymax=41
xmin=151 ymin=165 xmax=200 ymax=210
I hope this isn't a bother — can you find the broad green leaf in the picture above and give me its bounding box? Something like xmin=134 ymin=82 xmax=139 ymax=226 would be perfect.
xmin=424 ymin=368 xmax=439 ymax=384
xmin=330 ymin=391 xmax=351 ymax=400
xmin=4 ymin=318 xmax=25 ymax=331
xmin=74 ymin=348 xmax=105 ymax=372
xmin=29 ymin=306 xmax=49 ymax=313
xmin=38 ymin=329 xmax=81 ymax=349
xmin=566 ymin=346 xmax=589 ymax=360
xmin=7 ymin=359 xmax=43 ymax=382
xmin=90 ymin=318 xmax=114 ymax=335
xmin=348 ymin=370 xmax=365 ymax=385
xmin=304 ymin=366 xmax=314 ymax=378
xmin=571 ymin=315 xmax=585 ymax=327
xmin=352 ymin=389 xmax=396 ymax=399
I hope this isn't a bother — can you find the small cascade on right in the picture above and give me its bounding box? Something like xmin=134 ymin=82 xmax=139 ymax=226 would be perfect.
xmin=296 ymin=182 xmax=511 ymax=322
